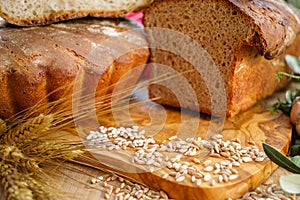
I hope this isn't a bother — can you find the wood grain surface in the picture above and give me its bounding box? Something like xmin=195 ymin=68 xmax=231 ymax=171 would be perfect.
xmin=74 ymin=94 xmax=291 ymax=199
xmin=50 ymin=165 xmax=297 ymax=200
xmin=59 ymin=83 xmax=295 ymax=200
xmin=6 ymin=83 xmax=295 ymax=200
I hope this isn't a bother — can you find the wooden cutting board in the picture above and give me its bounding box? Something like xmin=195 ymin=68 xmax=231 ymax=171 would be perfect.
xmin=67 ymin=85 xmax=293 ymax=200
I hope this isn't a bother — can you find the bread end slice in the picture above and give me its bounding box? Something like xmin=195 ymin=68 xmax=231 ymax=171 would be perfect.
xmin=0 ymin=0 xmax=152 ymax=26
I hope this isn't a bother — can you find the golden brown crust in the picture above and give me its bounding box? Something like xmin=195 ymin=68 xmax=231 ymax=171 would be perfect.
xmin=0 ymin=0 xmax=152 ymax=26
xmin=229 ymin=33 xmax=300 ymax=117
xmin=0 ymin=49 xmax=17 ymax=118
xmin=0 ymin=19 xmax=149 ymax=119
xmin=0 ymin=11 xmax=127 ymax=26
xmin=145 ymin=0 xmax=300 ymax=59
xmin=230 ymin=0 xmax=300 ymax=59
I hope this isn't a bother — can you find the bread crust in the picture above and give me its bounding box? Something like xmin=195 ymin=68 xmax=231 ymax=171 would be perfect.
xmin=0 ymin=0 xmax=153 ymax=26
xmin=146 ymin=0 xmax=300 ymax=59
xmin=0 ymin=19 xmax=149 ymax=119
xmin=229 ymin=0 xmax=300 ymax=59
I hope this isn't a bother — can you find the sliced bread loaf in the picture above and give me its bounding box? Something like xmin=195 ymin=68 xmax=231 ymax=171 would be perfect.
xmin=0 ymin=0 xmax=152 ymax=26
xmin=143 ymin=0 xmax=300 ymax=117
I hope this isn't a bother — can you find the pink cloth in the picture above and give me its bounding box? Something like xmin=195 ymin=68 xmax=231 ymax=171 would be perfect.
xmin=126 ymin=10 xmax=144 ymax=27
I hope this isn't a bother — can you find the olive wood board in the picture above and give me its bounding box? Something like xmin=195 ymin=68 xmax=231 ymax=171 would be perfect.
xmin=67 ymin=83 xmax=295 ymax=200
xmin=48 ymin=165 xmax=298 ymax=200
xmin=15 ymin=83 xmax=296 ymax=200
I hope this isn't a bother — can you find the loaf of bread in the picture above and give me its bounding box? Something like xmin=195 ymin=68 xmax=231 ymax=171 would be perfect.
xmin=0 ymin=0 xmax=152 ymax=26
xmin=143 ymin=0 xmax=300 ymax=117
xmin=0 ymin=18 xmax=149 ymax=119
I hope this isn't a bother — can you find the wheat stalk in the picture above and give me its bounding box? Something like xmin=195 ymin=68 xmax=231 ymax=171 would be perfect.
xmin=0 ymin=70 xmax=170 ymax=199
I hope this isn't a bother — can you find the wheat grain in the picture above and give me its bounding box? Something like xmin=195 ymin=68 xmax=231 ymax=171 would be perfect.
xmin=204 ymin=166 xmax=214 ymax=172
xmin=202 ymin=160 xmax=212 ymax=167
xmin=191 ymin=175 xmax=196 ymax=183
xmin=222 ymin=174 xmax=229 ymax=182
xmin=87 ymin=124 xmax=267 ymax=187
xmin=196 ymin=179 xmax=202 ymax=186
xmin=228 ymin=174 xmax=238 ymax=181
xmin=91 ymin=178 xmax=98 ymax=184
xmin=162 ymin=173 xmax=169 ymax=179
xmin=218 ymin=175 xmax=223 ymax=183
xmin=238 ymin=183 xmax=296 ymax=200
xmin=104 ymin=193 xmax=110 ymax=199
xmin=211 ymin=179 xmax=216 ymax=186
xmin=192 ymin=158 xmax=201 ymax=164
xmin=241 ymin=157 xmax=253 ymax=163
xmin=168 ymin=136 xmax=177 ymax=141
xmin=210 ymin=153 xmax=221 ymax=158
xmin=91 ymin=174 xmax=170 ymax=199
xmin=203 ymin=174 xmax=211 ymax=182
xmin=175 ymin=176 xmax=185 ymax=182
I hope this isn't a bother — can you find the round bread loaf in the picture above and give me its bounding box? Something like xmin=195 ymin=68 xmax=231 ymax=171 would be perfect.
xmin=0 ymin=18 xmax=149 ymax=119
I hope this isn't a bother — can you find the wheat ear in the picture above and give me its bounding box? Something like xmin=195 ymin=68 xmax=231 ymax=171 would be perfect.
xmin=4 ymin=114 xmax=54 ymax=145
xmin=22 ymin=140 xmax=83 ymax=161
xmin=26 ymin=176 xmax=53 ymax=200
xmin=0 ymin=163 xmax=33 ymax=200
xmin=0 ymin=119 xmax=7 ymax=138
xmin=0 ymin=144 xmax=40 ymax=173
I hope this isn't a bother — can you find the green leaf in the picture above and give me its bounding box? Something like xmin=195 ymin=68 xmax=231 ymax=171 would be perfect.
xmin=269 ymin=100 xmax=292 ymax=115
xmin=269 ymin=89 xmax=300 ymax=115
xmin=295 ymin=139 xmax=300 ymax=145
xmin=280 ymin=174 xmax=300 ymax=194
xmin=285 ymin=0 xmax=300 ymax=9
xmin=286 ymin=90 xmax=293 ymax=104
xmin=285 ymin=55 xmax=300 ymax=74
xmin=292 ymin=156 xmax=300 ymax=167
xmin=263 ymin=143 xmax=300 ymax=174
xmin=291 ymin=89 xmax=300 ymax=101
xmin=290 ymin=145 xmax=300 ymax=157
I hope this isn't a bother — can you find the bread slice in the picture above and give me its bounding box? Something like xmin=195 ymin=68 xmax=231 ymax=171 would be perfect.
xmin=143 ymin=0 xmax=300 ymax=117
xmin=0 ymin=0 xmax=152 ymax=26
xmin=0 ymin=18 xmax=149 ymax=119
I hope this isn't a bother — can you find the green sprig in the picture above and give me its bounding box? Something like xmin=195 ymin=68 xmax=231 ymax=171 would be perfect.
xmin=276 ymin=72 xmax=300 ymax=82
xmin=269 ymin=89 xmax=300 ymax=114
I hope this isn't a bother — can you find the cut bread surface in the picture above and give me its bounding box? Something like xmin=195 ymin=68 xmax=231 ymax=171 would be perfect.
xmin=143 ymin=0 xmax=300 ymax=117
xmin=0 ymin=0 xmax=152 ymax=26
